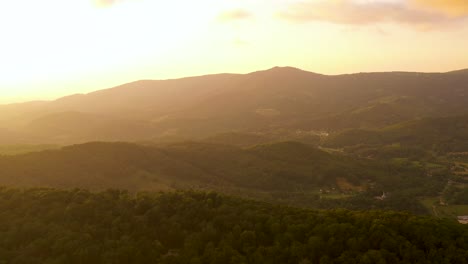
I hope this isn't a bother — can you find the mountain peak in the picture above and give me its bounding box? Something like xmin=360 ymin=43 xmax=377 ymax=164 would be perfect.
xmin=269 ymin=66 xmax=301 ymax=71
xmin=249 ymin=66 xmax=322 ymax=77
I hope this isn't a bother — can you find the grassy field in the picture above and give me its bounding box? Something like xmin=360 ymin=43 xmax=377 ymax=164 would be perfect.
xmin=421 ymin=197 xmax=468 ymax=218
xmin=436 ymin=205 xmax=468 ymax=218
xmin=320 ymin=193 xmax=355 ymax=199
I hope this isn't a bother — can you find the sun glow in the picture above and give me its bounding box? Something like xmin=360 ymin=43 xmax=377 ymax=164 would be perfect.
xmin=1 ymin=0 xmax=468 ymax=103
xmin=0 ymin=0 xmax=223 ymax=102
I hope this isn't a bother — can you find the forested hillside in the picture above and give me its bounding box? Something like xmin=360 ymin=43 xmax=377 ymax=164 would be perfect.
xmin=0 ymin=188 xmax=466 ymax=264
xmin=0 ymin=141 xmax=435 ymax=192
xmin=0 ymin=141 xmax=447 ymax=214
xmin=325 ymin=115 xmax=468 ymax=158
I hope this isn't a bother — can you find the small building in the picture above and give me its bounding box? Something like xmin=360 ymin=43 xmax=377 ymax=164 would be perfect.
xmin=457 ymin=216 xmax=468 ymax=224
xmin=374 ymin=192 xmax=387 ymax=201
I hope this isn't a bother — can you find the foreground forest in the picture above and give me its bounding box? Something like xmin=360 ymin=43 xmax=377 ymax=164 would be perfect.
xmin=0 ymin=188 xmax=467 ymax=264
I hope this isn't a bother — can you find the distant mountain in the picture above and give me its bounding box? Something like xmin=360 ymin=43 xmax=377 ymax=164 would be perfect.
xmin=2 ymin=67 xmax=468 ymax=144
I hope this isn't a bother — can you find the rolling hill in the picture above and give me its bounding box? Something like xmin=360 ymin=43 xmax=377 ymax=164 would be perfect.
xmin=0 ymin=141 xmax=431 ymax=196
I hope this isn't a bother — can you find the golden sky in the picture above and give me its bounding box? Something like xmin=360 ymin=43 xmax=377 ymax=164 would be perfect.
xmin=1 ymin=0 xmax=468 ymax=103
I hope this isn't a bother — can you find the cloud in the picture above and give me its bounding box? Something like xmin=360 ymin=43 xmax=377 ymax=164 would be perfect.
xmin=410 ymin=0 xmax=468 ymax=16
xmin=278 ymin=0 xmax=466 ymax=28
xmin=217 ymin=9 xmax=252 ymax=22
xmin=93 ymin=0 xmax=119 ymax=8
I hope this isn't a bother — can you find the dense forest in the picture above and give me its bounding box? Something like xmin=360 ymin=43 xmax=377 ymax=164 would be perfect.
xmin=0 ymin=188 xmax=467 ymax=264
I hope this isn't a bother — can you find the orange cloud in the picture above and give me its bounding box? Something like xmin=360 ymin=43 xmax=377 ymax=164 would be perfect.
xmin=411 ymin=0 xmax=468 ymax=16
xmin=217 ymin=9 xmax=252 ymax=22
xmin=278 ymin=0 xmax=465 ymax=28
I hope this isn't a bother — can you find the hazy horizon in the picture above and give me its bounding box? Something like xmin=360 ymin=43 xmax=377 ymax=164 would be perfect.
xmin=3 ymin=64 xmax=468 ymax=105
xmin=2 ymin=0 xmax=468 ymax=104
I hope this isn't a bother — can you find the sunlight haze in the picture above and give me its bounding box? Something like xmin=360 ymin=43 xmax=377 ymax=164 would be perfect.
xmin=1 ymin=0 xmax=468 ymax=103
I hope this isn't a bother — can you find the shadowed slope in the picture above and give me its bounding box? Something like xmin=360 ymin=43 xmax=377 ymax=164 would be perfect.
xmin=0 ymin=141 xmax=414 ymax=192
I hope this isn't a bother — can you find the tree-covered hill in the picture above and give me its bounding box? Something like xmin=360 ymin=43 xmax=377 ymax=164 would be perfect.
xmin=0 ymin=141 xmax=431 ymax=193
xmin=0 ymin=188 xmax=466 ymax=264
xmin=325 ymin=115 xmax=468 ymax=155
xmin=202 ymin=131 xmax=321 ymax=148
xmin=0 ymin=141 xmax=446 ymax=214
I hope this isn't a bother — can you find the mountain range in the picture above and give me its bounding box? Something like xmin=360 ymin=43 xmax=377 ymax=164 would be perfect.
xmin=2 ymin=67 xmax=468 ymax=144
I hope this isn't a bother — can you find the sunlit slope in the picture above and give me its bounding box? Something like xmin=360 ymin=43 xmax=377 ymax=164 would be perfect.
xmin=2 ymin=67 xmax=468 ymax=144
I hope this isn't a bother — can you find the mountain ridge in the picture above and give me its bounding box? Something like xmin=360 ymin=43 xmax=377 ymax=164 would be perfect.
xmin=5 ymin=66 xmax=468 ymax=107
xmin=2 ymin=66 xmax=468 ymax=144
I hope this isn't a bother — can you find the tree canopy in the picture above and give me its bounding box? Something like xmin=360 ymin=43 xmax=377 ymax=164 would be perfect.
xmin=0 ymin=188 xmax=466 ymax=264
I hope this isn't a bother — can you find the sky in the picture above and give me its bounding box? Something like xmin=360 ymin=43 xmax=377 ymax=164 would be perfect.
xmin=1 ymin=0 xmax=468 ymax=104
